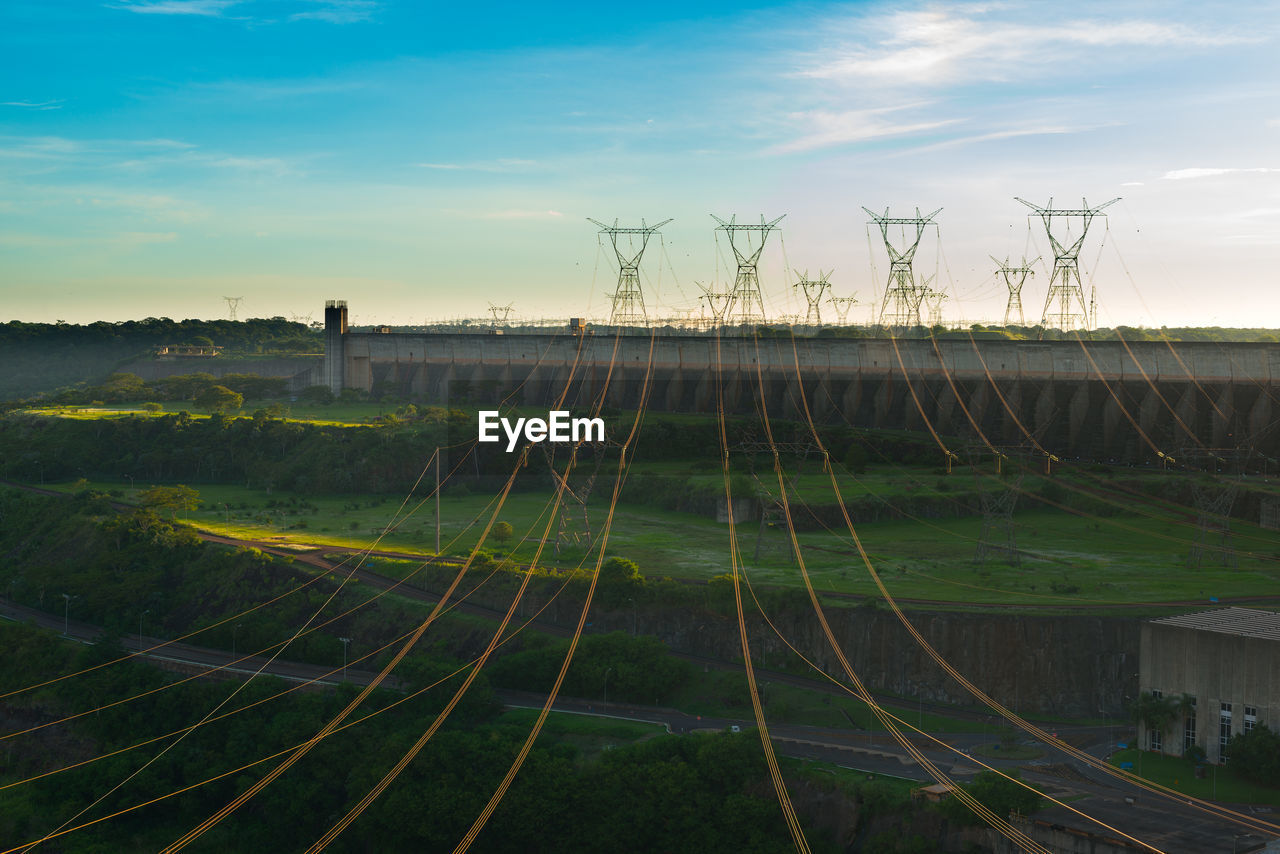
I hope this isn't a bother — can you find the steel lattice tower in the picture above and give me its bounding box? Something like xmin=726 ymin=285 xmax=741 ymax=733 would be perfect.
xmin=1015 ymin=197 xmax=1118 ymax=331
xmin=922 ymin=282 xmax=946 ymax=327
xmin=974 ymin=474 xmax=1023 ymax=567
xmin=863 ymin=207 xmax=941 ymax=328
xmin=795 ymin=270 xmax=832 ymax=326
xmin=697 ymin=284 xmax=734 ymax=326
xmin=828 ymin=295 xmax=857 ymax=324
xmin=711 ymin=213 xmax=785 ymax=325
xmin=223 ymin=296 xmax=243 ymax=321
xmin=588 ymin=217 xmax=672 ymax=326
xmin=487 ymin=302 xmax=513 ymax=323
xmin=992 ymin=255 xmax=1037 ymax=327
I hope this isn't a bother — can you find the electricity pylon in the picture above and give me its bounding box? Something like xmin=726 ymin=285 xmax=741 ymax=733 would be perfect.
xmin=696 ymin=283 xmax=733 ymax=326
xmin=974 ymin=474 xmax=1023 ymax=567
xmin=588 ymin=217 xmax=673 ymax=326
xmin=863 ymin=206 xmax=941 ymax=328
xmin=992 ymin=255 xmax=1038 ymax=327
xmin=922 ymin=282 xmax=947 ymax=327
xmin=795 ymin=270 xmax=832 ymax=326
xmin=488 ymin=302 xmax=514 ymax=323
xmin=711 ymin=213 xmax=785 ymax=325
xmin=223 ymin=296 xmax=243 ymax=321
xmin=829 ymin=295 xmax=857 ymax=325
xmin=1015 ymin=197 xmax=1118 ymax=331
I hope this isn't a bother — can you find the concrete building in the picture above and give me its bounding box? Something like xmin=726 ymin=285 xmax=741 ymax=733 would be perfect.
xmin=1139 ymin=607 xmax=1280 ymax=764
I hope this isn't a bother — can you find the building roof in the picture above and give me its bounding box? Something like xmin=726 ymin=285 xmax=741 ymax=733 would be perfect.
xmin=1152 ymin=607 xmax=1280 ymax=642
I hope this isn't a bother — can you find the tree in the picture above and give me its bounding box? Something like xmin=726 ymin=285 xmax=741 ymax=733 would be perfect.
xmin=1227 ymin=724 xmax=1280 ymax=786
xmin=491 ymin=521 xmax=514 ymax=546
xmin=943 ymin=771 xmax=1043 ymax=825
xmin=139 ymin=484 xmax=201 ymax=518
xmin=1129 ymin=691 xmax=1178 ymax=747
xmin=195 ymin=384 xmax=243 ymax=413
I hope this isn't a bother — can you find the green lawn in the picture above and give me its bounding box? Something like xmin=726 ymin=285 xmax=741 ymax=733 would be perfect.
xmin=44 ymin=472 xmax=1280 ymax=608
xmin=1108 ymin=748 xmax=1280 ymax=806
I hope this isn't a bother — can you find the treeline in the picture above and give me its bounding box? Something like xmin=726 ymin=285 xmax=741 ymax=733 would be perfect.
xmin=0 ymin=317 xmax=320 ymax=400
xmin=0 ymin=411 xmax=452 ymax=494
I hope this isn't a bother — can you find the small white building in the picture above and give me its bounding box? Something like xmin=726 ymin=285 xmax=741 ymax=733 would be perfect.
xmin=1139 ymin=607 xmax=1280 ymax=764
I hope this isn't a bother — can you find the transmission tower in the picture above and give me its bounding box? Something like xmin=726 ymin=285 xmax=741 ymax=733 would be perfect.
xmin=794 ymin=270 xmax=832 ymax=326
xmin=750 ymin=475 xmax=796 ymax=563
xmin=1187 ymin=481 xmax=1239 ymax=569
xmin=711 ymin=213 xmax=785 ymax=325
xmin=921 ymin=279 xmax=946 ymax=327
xmin=974 ymin=474 xmax=1023 ymax=567
xmin=1015 ymin=197 xmax=1118 ymax=331
xmin=588 ymin=217 xmax=673 ymax=326
xmin=488 ymin=302 xmax=514 ymax=323
xmin=828 ymin=295 xmax=858 ymax=325
xmin=222 ymin=296 xmax=244 ymax=321
xmin=696 ymin=283 xmax=733 ymax=326
xmin=992 ymin=255 xmax=1038 ymax=327
xmin=863 ymin=207 xmax=941 ymax=328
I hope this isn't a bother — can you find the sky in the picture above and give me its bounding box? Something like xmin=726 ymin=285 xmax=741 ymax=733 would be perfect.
xmin=2 ymin=0 xmax=1278 ymax=328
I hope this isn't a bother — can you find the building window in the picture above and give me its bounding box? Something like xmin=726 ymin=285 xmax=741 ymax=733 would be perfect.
xmin=1184 ymin=714 xmax=1197 ymax=752
xmin=1150 ymin=728 xmax=1162 ymax=751
xmin=1220 ymin=703 xmax=1233 ymax=762
xmin=1151 ymin=689 xmax=1163 ymax=699
xmin=1245 ymin=706 xmax=1258 ymax=734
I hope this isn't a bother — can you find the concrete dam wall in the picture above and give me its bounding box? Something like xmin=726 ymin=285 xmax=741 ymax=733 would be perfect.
xmin=323 ymin=316 xmax=1280 ymax=462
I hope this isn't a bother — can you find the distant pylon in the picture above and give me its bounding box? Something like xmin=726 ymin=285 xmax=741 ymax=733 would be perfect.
xmin=828 ymin=295 xmax=858 ymax=324
xmin=993 ymin=255 xmax=1037 ymax=327
xmin=1187 ymin=481 xmax=1239 ymax=569
xmin=1015 ymin=196 xmax=1118 ymax=331
xmin=223 ymin=296 xmax=243 ymax=321
xmin=488 ymin=302 xmax=513 ymax=323
xmin=588 ymin=217 xmax=673 ymax=326
xmin=922 ymin=282 xmax=947 ymax=327
xmin=863 ymin=206 xmax=941 ymax=328
xmin=696 ymin=283 xmax=733 ymax=325
xmin=795 ymin=270 xmax=832 ymax=326
xmin=711 ymin=213 xmax=786 ymax=325
xmin=974 ymin=474 xmax=1023 ymax=567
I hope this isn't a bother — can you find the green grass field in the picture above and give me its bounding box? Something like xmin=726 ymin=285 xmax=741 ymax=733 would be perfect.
xmin=47 ymin=470 xmax=1280 ymax=608
xmin=1108 ymin=748 xmax=1280 ymax=806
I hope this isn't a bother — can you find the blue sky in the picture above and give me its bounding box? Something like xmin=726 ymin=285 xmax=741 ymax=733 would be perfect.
xmin=2 ymin=0 xmax=1278 ymax=327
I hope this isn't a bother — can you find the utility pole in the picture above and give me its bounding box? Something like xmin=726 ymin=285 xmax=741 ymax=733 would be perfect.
xmin=588 ymin=217 xmax=673 ymax=327
xmin=1015 ymin=196 xmax=1118 ymax=331
xmin=340 ymin=637 xmax=352 ymax=683
xmin=61 ymin=593 xmax=72 ymax=637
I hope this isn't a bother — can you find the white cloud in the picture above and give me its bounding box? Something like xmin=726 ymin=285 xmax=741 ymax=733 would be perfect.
xmin=107 ymin=0 xmax=238 ymax=16
xmin=1121 ymin=181 xmax=1145 ymax=186
xmin=1 ymin=100 xmax=64 ymax=110
xmin=802 ymin=8 xmax=1250 ymax=86
xmin=1161 ymin=167 xmax=1279 ymax=180
xmin=290 ymin=1 xmax=378 ymax=23
xmin=770 ymin=104 xmax=956 ymax=154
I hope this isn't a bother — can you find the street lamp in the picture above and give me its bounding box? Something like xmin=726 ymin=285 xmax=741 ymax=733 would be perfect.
xmin=233 ymin=623 xmax=242 ymax=660
xmin=340 ymin=637 xmax=352 ymax=683
xmin=61 ymin=593 xmax=72 ymax=637
xmin=138 ymin=608 xmax=150 ymax=654
xmin=604 ymin=666 xmax=614 ymax=711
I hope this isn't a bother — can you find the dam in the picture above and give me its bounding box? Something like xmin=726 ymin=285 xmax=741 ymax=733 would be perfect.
xmin=321 ymin=301 xmax=1280 ymax=463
